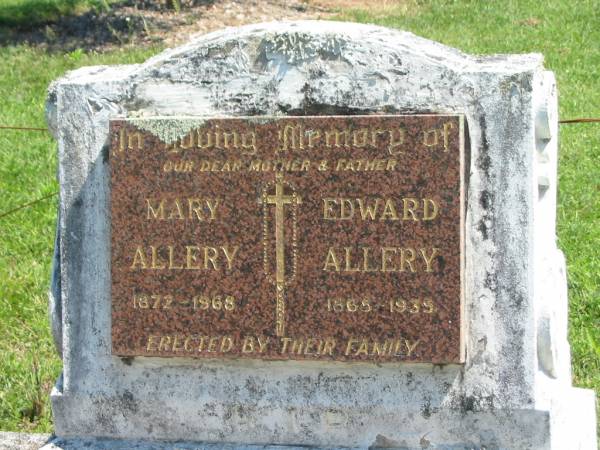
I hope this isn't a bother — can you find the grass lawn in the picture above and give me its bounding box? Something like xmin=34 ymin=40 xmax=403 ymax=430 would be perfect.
xmin=0 ymin=0 xmax=95 ymax=26
xmin=0 ymin=0 xmax=598 ymax=434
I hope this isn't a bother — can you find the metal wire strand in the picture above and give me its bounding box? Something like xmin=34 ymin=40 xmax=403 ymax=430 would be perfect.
xmin=0 ymin=192 xmax=58 ymax=220
xmin=0 ymin=125 xmax=49 ymax=131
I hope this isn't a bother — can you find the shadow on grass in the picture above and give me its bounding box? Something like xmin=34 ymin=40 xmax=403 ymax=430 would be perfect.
xmin=0 ymin=0 xmax=217 ymax=52
xmin=0 ymin=0 xmax=89 ymax=28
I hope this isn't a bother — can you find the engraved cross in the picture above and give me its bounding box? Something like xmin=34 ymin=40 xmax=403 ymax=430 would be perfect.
xmin=264 ymin=172 xmax=301 ymax=336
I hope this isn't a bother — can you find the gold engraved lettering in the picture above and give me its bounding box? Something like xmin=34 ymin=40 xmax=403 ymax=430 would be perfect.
xmin=344 ymin=247 xmax=361 ymax=272
xmin=146 ymin=199 xmax=165 ymax=220
xmin=196 ymin=336 xmax=206 ymax=352
xmin=221 ymin=246 xmax=239 ymax=270
xmin=168 ymin=200 xmax=184 ymax=220
xmin=322 ymin=338 xmax=336 ymax=356
xmin=199 ymin=160 xmax=242 ymax=172
xmin=322 ymin=198 xmax=438 ymax=221
xmin=179 ymin=132 xmax=194 ymax=149
xmin=421 ymin=121 xmax=455 ymax=152
xmin=353 ymin=129 xmax=369 ymax=147
xmin=172 ymin=336 xmax=183 ymax=352
xmin=249 ymin=160 xmax=261 ymax=171
xmin=241 ymin=132 xmax=257 ymax=154
xmin=335 ymin=159 xmax=395 ymax=172
xmin=323 ymin=247 xmax=341 ymax=271
xmin=280 ymin=337 xmax=292 ymax=354
xmin=186 ymin=246 xmax=201 ymax=269
xmin=248 ymin=159 xmax=310 ymax=172
xmin=387 ymin=128 xmax=405 ymax=155
xmin=203 ymin=247 xmax=218 ymax=270
xmin=343 ymin=338 xmax=420 ymax=357
xmin=381 ymin=199 xmax=399 ymax=221
xmin=146 ymin=335 xmax=236 ymax=353
xmin=241 ymin=336 xmax=269 ymax=353
xmin=197 ymin=129 xmax=212 ymax=149
xmin=151 ymin=246 xmax=166 ymax=270
xmin=168 ymin=245 xmax=183 ymax=270
xmin=201 ymin=198 xmax=218 ymax=220
xmin=405 ymin=340 xmax=420 ymax=356
xmin=381 ymin=247 xmax=397 ymax=272
xmin=357 ymin=199 xmax=378 ymax=220
xmin=187 ymin=198 xmax=219 ymax=221
xmin=322 ymin=247 xmax=439 ymax=273
xmin=222 ymin=132 xmax=238 ymax=149
xmin=158 ymin=336 xmax=171 ymax=352
xmin=322 ymin=198 xmax=337 ymax=220
xmin=146 ymin=198 xmax=219 ymax=221
xmin=372 ymin=340 xmax=390 ymax=356
xmin=423 ymin=198 xmax=438 ymax=220
xmin=129 ymin=245 xmax=238 ymax=271
xmin=207 ymin=336 xmax=218 ymax=352
xmin=291 ymin=339 xmax=304 ymax=354
xmin=402 ymin=198 xmax=419 ymax=221
xmin=345 ymin=338 xmax=358 ymax=356
xmin=278 ymin=124 xmax=301 ymax=152
xmin=146 ymin=335 xmax=158 ymax=351
xmin=257 ymin=337 xmax=269 ymax=352
xmin=420 ymin=247 xmax=438 ymax=272
xmin=272 ymin=124 xmax=439 ymax=155
xmin=354 ymin=339 xmax=369 ymax=356
xmin=443 ymin=121 xmax=454 ymax=152
xmin=221 ymin=337 xmax=233 ymax=352
xmin=362 ymin=247 xmax=378 ymax=272
xmin=118 ymin=128 xmax=144 ymax=153
xmin=423 ymin=128 xmax=438 ymax=147
xmin=340 ymin=199 xmax=354 ymax=219
xmin=131 ymin=246 xmax=148 ymax=269
xmin=193 ymin=127 xmax=256 ymax=155
xmin=304 ymin=338 xmax=315 ymax=355
xmin=307 ymin=129 xmax=321 ymax=147
xmin=325 ymin=129 xmax=350 ymax=148
xmin=280 ymin=337 xmax=335 ymax=356
xmin=242 ymin=337 xmax=255 ymax=353
xmin=162 ymin=159 xmax=194 ymax=173
xmin=400 ymin=248 xmax=416 ymax=272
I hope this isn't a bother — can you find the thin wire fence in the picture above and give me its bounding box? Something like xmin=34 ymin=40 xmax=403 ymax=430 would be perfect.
xmin=1 ymin=118 xmax=598 ymax=219
xmin=0 ymin=125 xmax=48 ymax=131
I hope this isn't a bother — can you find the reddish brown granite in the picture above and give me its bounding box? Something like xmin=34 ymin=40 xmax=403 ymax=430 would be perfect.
xmin=110 ymin=115 xmax=465 ymax=363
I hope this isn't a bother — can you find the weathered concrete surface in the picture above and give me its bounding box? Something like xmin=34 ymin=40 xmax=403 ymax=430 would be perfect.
xmin=46 ymin=21 xmax=597 ymax=449
xmin=41 ymin=437 xmax=346 ymax=450
xmin=0 ymin=432 xmax=50 ymax=450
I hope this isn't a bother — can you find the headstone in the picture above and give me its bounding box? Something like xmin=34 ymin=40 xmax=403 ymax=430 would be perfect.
xmin=45 ymin=21 xmax=596 ymax=449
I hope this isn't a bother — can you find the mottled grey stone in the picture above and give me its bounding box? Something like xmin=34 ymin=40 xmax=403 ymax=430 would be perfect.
xmin=45 ymin=21 xmax=596 ymax=449
xmin=0 ymin=432 xmax=50 ymax=450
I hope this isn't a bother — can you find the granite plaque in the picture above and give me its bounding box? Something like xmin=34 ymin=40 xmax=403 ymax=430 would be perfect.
xmin=110 ymin=115 xmax=465 ymax=363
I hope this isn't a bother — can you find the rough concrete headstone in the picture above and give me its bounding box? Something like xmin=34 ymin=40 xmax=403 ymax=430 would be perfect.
xmin=44 ymin=21 xmax=596 ymax=449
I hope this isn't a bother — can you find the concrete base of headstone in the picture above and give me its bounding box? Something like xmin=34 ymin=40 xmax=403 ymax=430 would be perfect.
xmin=44 ymin=388 xmax=597 ymax=449
xmin=41 ymin=438 xmax=344 ymax=450
xmin=45 ymin=21 xmax=597 ymax=450
xmin=0 ymin=432 xmax=51 ymax=450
